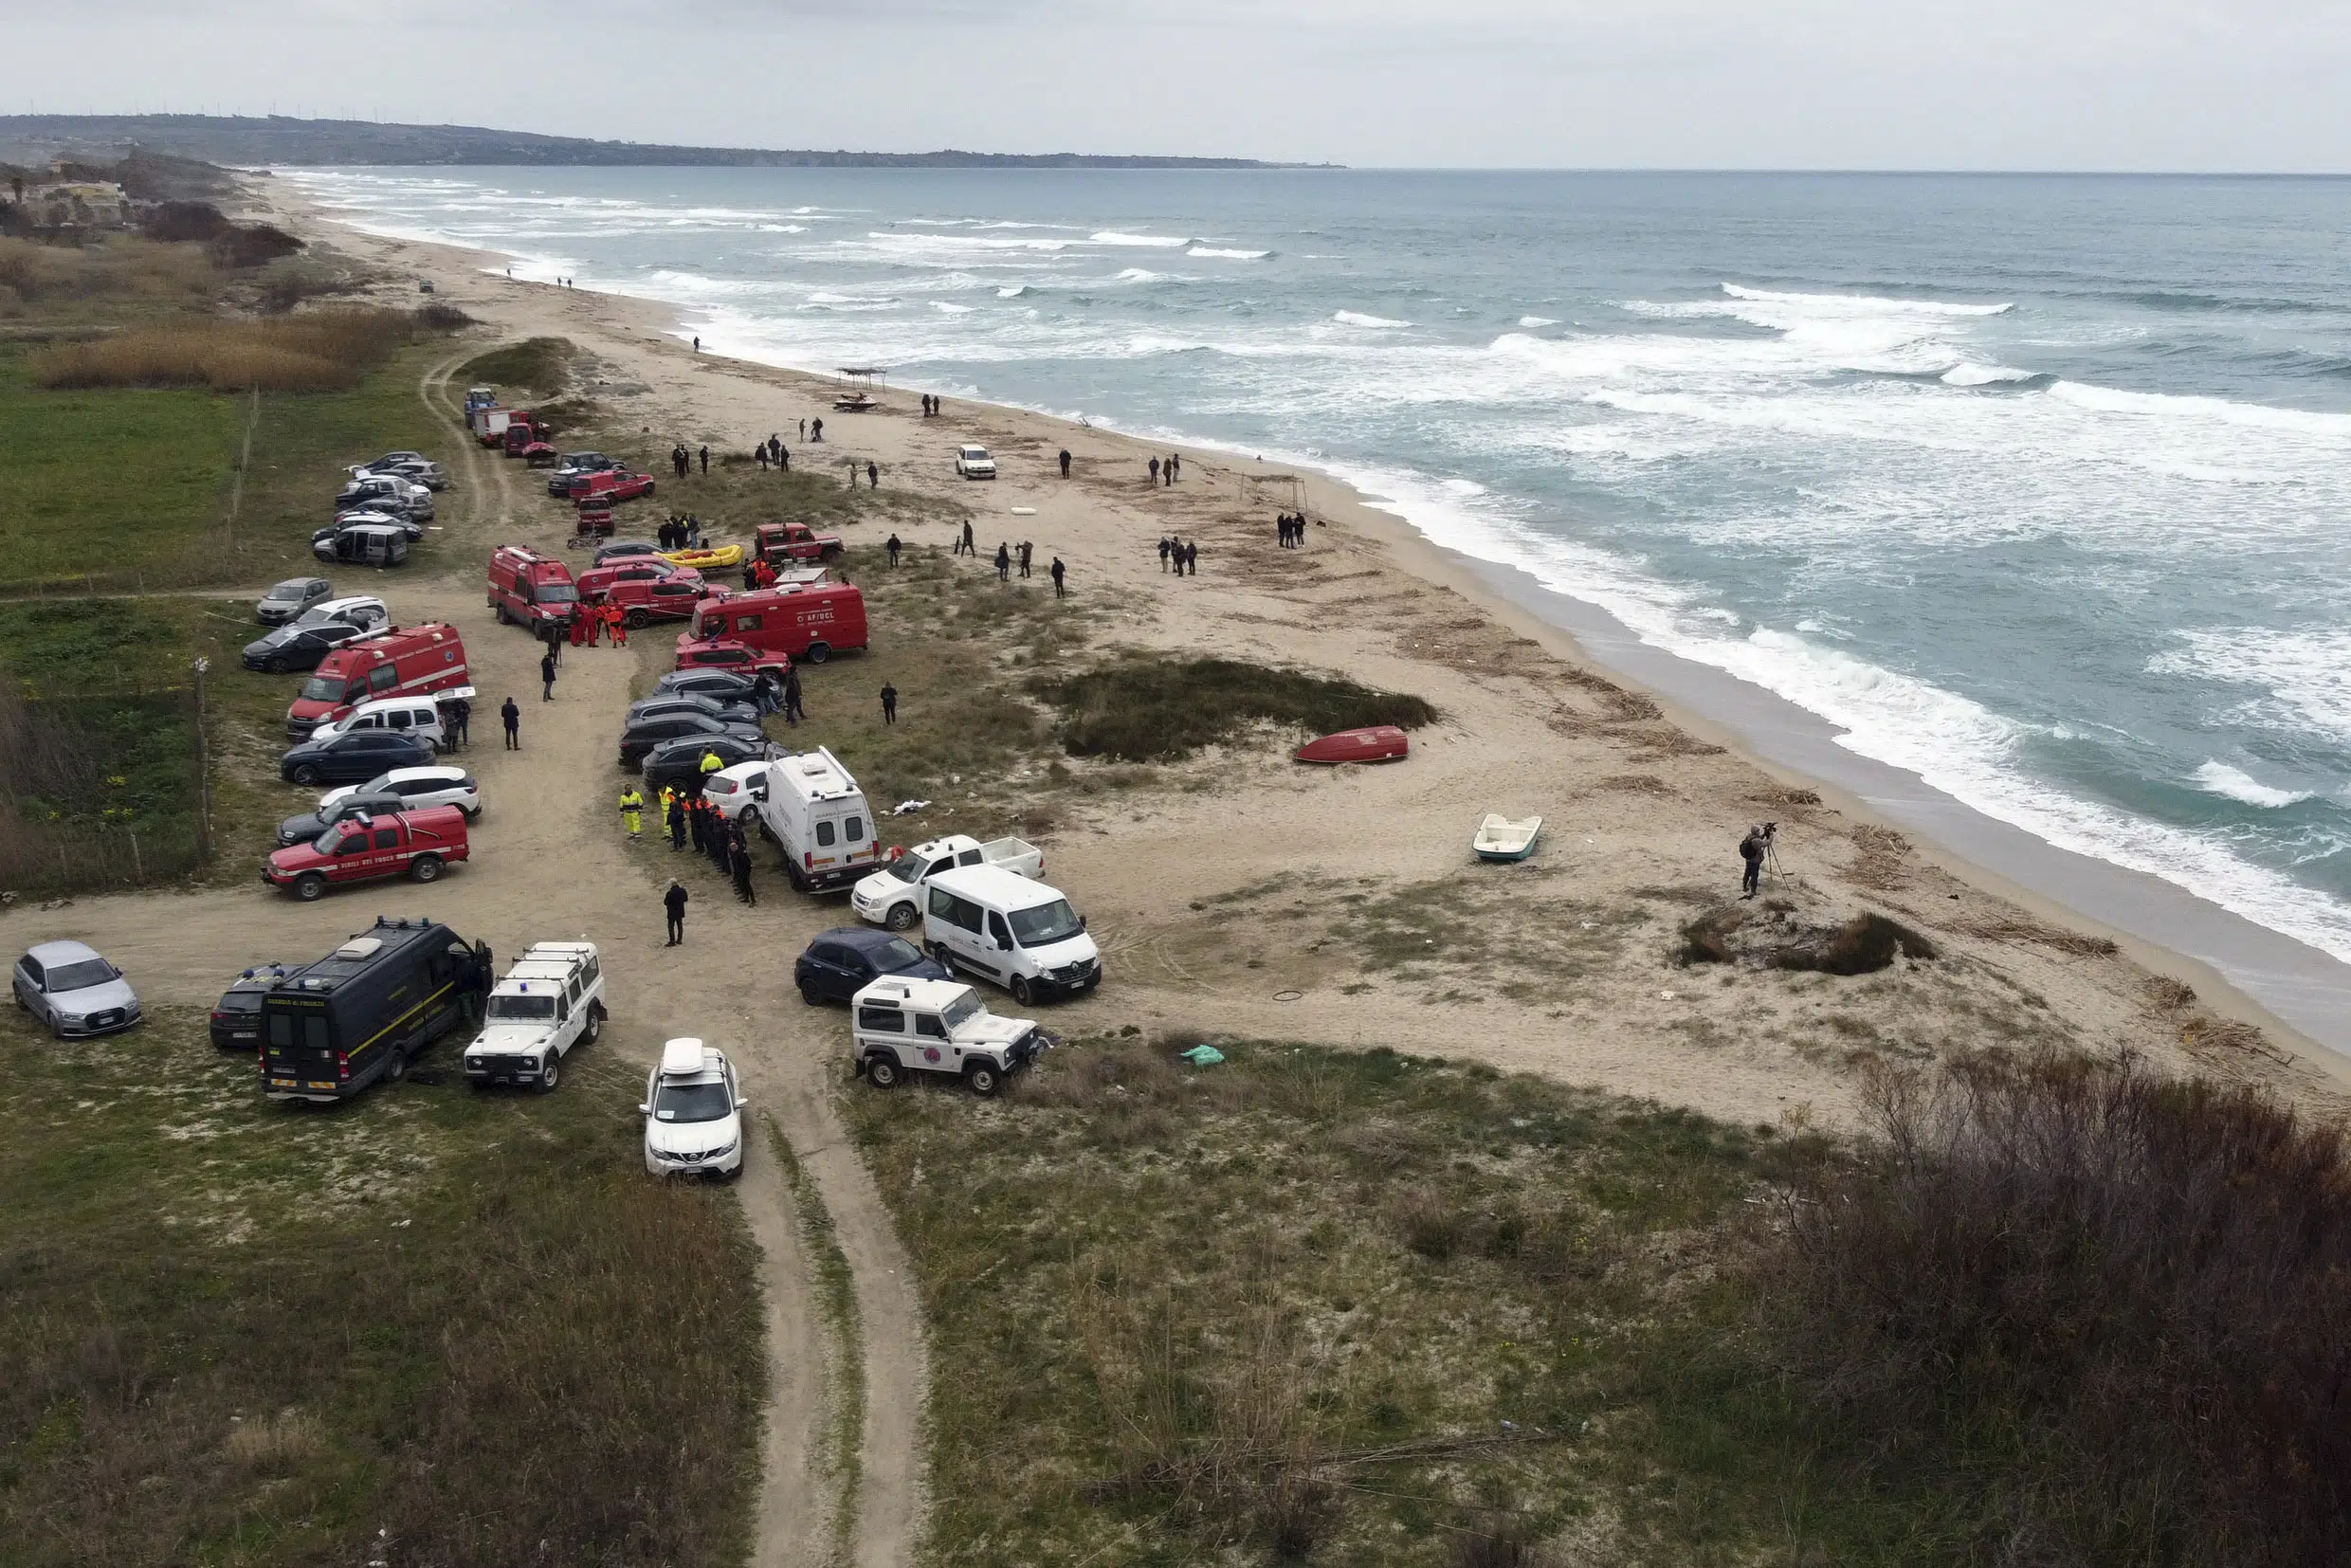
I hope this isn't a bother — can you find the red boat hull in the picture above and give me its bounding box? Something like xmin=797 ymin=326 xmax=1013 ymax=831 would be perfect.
xmin=1295 ymin=725 xmax=1410 ymax=765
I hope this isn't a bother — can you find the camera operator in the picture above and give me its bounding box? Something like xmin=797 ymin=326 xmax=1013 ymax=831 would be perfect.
xmin=1739 ymin=822 xmax=1776 ymax=899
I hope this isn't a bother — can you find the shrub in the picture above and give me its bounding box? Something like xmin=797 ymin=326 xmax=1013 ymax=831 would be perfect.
xmin=462 ymin=337 xmax=574 ymax=393
xmin=1772 ymin=912 xmax=1935 ymax=975
xmin=206 ymin=222 xmax=302 ymax=269
xmin=1034 ymin=657 xmax=1437 ymax=762
xmin=414 ymin=301 xmax=476 ymax=331
xmin=139 ymin=201 xmax=231 ymax=245
xmin=30 ymin=306 xmax=417 ymax=392
xmin=1764 ymin=1050 xmax=2351 ymax=1566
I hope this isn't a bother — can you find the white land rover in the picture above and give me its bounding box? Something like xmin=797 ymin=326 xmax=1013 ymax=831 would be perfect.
xmin=462 ymin=941 xmax=606 ymax=1092
xmin=954 ymin=444 xmax=997 ymax=481
xmin=850 ymin=975 xmax=1048 ymax=1096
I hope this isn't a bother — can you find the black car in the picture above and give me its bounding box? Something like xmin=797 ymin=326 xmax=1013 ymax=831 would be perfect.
xmin=641 ymin=733 xmax=777 ymax=789
xmin=654 ymin=668 xmax=759 ymax=702
xmin=626 ymin=692 xmax=761 ymax=729
xmin=794 ymin=927 xmax=952 ymax=1006
xmin=618 ymin=713 xmax=764 ymax=768
xmin=280 ymin=730 xmax=434 ymax=787
xmin=277 ymin=791 xmax=404 ymax=848
xmin=592 ymin=539 xmax=663 ymax=565
xmin=243 ymin=619 xmax=368 ymax=674
xmin=210 ymin=962 xmax=293 ymax=1049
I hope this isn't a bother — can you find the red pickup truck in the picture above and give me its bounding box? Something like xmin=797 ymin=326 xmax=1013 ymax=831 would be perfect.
xmin=263 ymin=806 xmax=470 ymax=901
xmin=568 ymin=470 xmax=657 ymax=504
xmin=755 ymin=521 xmax=844 ymax=564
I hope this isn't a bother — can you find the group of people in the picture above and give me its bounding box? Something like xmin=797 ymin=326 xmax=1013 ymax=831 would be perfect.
xmin=652 ymin=784 xmax=759 ymax=943
xmin=741 ymin=554 xmax=783 ymax=590
xmin=989 ymin=539 xmax=1069 ymax=595
xmin=920 ymin=394 xmax=942 ymax=417
xmin=1157 ymin=537 xmax=1200 ymax=575
xmin=657 ymin=516 xmax=702 ymax=551
xmin=669 ymin=443 xmax=710 ymax=480
xmin=1147 ymin=453 xmax=1183 ymax=486
xmin=567 ymin=601 xmax=633 ymax=648
xmin=1275 ymin=512 xmax=1310 ymax=548
xmin=754 ymin=434 xmax=792 ymax=472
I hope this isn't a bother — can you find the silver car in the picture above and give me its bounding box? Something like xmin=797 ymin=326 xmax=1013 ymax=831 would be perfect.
xmin=12 ymin=940 xmax=142 ymax=1038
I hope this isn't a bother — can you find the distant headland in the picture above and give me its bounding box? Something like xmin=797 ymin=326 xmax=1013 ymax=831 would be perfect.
xmin=0 ymin=115 xmax=1335 ymax=171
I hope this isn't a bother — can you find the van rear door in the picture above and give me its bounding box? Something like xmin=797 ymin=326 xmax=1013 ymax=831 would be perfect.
xmin=262 ymin=1001 xmax=338 ymax=1094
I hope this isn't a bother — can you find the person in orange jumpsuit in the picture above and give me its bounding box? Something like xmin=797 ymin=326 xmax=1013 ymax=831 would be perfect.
xmin=609 ymin=604 xmax=629 ymax=647
xmin=583 ymin=603 xmax=602 ymax=647
xmin=567 ymin=610 xmax=586 ymax=647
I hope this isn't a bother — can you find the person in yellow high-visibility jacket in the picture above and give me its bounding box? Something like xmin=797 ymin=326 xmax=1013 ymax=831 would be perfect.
xmin=618 ymin=785 xmax=645 ymax=840
xmin=700 ymin=750 xmax=724 ymax=779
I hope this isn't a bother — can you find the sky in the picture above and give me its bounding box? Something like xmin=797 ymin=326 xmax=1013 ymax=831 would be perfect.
xmin=13 ymin=0 xmax=2351 ymax=170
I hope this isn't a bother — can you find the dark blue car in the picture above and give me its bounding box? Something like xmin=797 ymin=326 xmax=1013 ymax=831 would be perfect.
xmin=279 ymin=730 xmax=433 ymax=788
xmin=794 ymin=927 xmax=951 ymax=1006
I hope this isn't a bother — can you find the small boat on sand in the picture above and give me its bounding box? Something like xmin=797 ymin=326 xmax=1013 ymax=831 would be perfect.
xmin=664 ymin=544 xmax=744 ymax=570
xmin=1295 ymin=725 xmax=1410 ymax=765
xmin=1473 ymin=814 xmax=1542 ymax=863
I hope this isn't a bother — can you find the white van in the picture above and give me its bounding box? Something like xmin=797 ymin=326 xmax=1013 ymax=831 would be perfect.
xmin=756 ymin=747 xmax=879 ymax=892
xmin=921 ymin=865 xmax=1102 ymax=1005
xmin=305 ymin=694 xmax=447 ymax=751
xmin=297 ymin=595 xmax=390 ymax=632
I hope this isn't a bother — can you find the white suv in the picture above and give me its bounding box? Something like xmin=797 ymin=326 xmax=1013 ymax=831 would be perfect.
xmin=954 ymin=445 xmax=996 ymax=481
xmin=463 ymin=942 xmax=606 ymax=1091
xmin=641 ymin=1038 xmax=746 ymax=1178
xmin=851 ymin=976 xmax=1046 ymax=1096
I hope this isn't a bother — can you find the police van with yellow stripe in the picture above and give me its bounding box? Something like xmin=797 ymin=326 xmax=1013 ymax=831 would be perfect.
xmin=261 ymin=918 xmax=494 ymax=1103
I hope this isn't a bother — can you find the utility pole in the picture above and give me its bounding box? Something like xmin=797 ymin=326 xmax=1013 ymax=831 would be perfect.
xmin=191 ymin=658 xmax=211 ymax=866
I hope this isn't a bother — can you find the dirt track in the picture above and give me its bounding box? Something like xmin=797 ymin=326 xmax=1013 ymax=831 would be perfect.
xmin=30 ymin=358 xmax=927 ymax=1568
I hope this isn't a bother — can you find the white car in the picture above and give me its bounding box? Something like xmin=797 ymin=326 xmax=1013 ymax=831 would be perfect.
xmin=295 ymin=595 xmax=389 ymax=632
xmin=463 ymin=942 xmax=606 ymax=1092
xmin=851 ymin=833 xmax=1043 ymax=932
xmin=321 ymin=765 xmax=481 ymax=819
xmin=641 ymin=1038 xmax=746 ymax=1178
xmin=954 ymin=445 xmax=997 ymax=481
xmin=12 ymin=940 xmax=142 ymax=1038
xmin=700 ymin=760 xmax=768 ymax=824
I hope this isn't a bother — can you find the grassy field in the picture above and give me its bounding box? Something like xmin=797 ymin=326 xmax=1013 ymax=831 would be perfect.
xmin=0 ymin=1007 xmax=762 ymax=1568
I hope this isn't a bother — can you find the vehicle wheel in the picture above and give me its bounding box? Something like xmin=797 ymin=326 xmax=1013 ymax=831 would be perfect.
xmin=800 ymin=979 xmax=825 ymax=1007
xmin=965 ymin=1062 xmax=1004 ymax=1097
xmin=802 ymin=642 xmax=829 ymax=665
xmin=538 ymin=1057 xmax=560 ymax=1093
xmin=291 ymin=764 xmax=321 ymax=787
xmin=785 ymin=859 xmax=809 ymax=892
xmin=1009 ymin=974 xmax=1035 ymax=1006
xmin=387 ymin=1048 xmax=409 ymax=1083
xmin=586 ymin=1003 xmax=605 ymax=1043
xmin=264 ymin=654 xmax=289 ymax=674
xmin=494 ymin=601 xmax=509 ymax=625
xmin=820 ymin=545 xmax=843 ymax=563
xmin=410 ymin=854 xmax=444 ymax=884
xmin=626 ymin=608 xmax=649 ymax=629
xmin=293 ymin=872 xmax=328 ymax=903
xmin=884 ymin=902 xmax=917 ymax=932
xmin=865 ymin=1054 xmax=902 ymax=1089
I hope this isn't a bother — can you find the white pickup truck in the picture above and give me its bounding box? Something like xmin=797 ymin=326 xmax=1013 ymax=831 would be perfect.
xmin=461 ymin=941 xmax=606 ymax=1092
xmin=850 ymin=832 xmax=1043 ymax=932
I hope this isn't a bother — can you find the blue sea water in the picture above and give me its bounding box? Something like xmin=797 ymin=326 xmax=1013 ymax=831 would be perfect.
xmin=290 ymin=167 xmax=2351 ymax=968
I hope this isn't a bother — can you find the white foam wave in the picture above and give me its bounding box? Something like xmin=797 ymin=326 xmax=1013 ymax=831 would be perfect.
xmin=1091 ymin=230 xmax=1192 ymax=247
xmin=2193 ymin=761 xmax=2313 ymax=809
xmin=1520 ymin=316 xmax=1559 ymax=327
xmin=1334 ymin=310 xmax=1410 ymax=329
xmin=931 ymin=301 xmax=975 ymax=315
xmin=997 ymin=284 xmax=1030 ymax=299
xmin=1113 ymin=267 xmax=1164 ymax=283
xmin=1188 ymin=246 xmax=1269 ymax=260
xmin=2153 ymin=627 xmax=2351 ymax=745
xmin=1722 ymin=282 xmax=2014 ymax=317
xmin=1941 ymin=361 xmax=2036 ymax=386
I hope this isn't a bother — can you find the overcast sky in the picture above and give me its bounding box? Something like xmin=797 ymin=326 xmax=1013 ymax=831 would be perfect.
xmin=14 ymin=0 xmax=2351 ymax=169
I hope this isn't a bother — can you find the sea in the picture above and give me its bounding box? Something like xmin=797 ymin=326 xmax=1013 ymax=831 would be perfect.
xmin=285 ymin=166 xmax=2351 ymax=1016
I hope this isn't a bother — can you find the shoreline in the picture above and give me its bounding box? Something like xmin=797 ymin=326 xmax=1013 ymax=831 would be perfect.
xmin=253 ymin=175 xmax=2348 ymax=1094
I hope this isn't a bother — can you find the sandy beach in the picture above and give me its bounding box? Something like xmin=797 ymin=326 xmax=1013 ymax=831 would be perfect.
xmin=230 ymin=173 xmax=2351 ymax=1131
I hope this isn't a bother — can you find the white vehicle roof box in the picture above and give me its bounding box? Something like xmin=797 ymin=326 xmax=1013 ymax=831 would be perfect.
xmin=778 ymin=747 xmax=860 ymax=802
xmin=524 ymin=940 xmax=597 ymax=962
xmin=660 ymin=1037 xmax=709 ymax=1076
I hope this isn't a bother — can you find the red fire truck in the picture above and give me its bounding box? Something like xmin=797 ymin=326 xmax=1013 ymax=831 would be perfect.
xmin=688 ymin=581 xmax=867 ymax=664
xmin=487 ymin=544 xmax=581 ymax=633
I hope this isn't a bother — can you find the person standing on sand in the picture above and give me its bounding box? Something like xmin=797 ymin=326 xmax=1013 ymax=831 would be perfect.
xmin=540 ymin=651 xmax=557 ymax=701
xmin=1169 ymin=452 xmax=1181 ymax=482
xmin=886 ymin=534 xmax=902 ymax=567
xmin=1740 ymin=827 xmax=1767 ymax=899
xmin=501 ymin=697 xmax=520 ymax=750
xmin=667 ymin=789 xmax=687 ymax=850
xmin=1018 ymin=541 xmax=1032 ymax=578
xmin=1059 ymin=449 xmax=1071 ymax=478
xmin=1149 ymin=456 xmax=1161 ymax=486
xmin=664 ymin=880 xmax=689 ymax=946
xmin=811 ymin=417 xmax=824 ymax=443
xmin=731 ymin=839 xmax=756 ymax=906
xmin=756 ymin=447 xmax=770 ymax=472
xmin=867 ymin=461 xmax=879 ymax=489
xmin=798 ymin=418 xmax=806 ymax=442
xmin=881 ymin=682 xmax=898 ymax=724
xmin=959 ymin=520 xmax=975 ymax=557
xmin=449 ymin=696 xmax=470 ymax=751
xmin=1158 ymin=537 xmax=1171 ymax=572
xmin=1184 ymin=541 xmax=1199 ymax=576
xmin=778 ymin=444 xmax=790 ymax=472
xmin=994 ymin=542 xmax=1011 ymax=582
xmin=1051 ymin=556 xmax=1066 ymax=598
xmin=700 ymin=446 xmax=710 ymax=475
xmin=693 ymin=337 xmax=701 ymax=353
xmin=619 ymin=785 xmax=644 ymax=841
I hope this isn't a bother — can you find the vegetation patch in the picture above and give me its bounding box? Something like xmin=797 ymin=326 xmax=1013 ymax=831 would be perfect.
xmin=31 ymin=305 xmax=426 ymax=392
xmin=0 ymin=1010 xmax=762 ymax=1568
xmin=461 ymin=336 xmax=574 ymax=395
xmin=1679 ymin=903 xmax=1935 ymax=974
xmin=1033 ymin=656 xmax=1437 ymax=762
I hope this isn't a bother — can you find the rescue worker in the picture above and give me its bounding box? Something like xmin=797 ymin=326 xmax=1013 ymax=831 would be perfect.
xmin=664 ymin=879 xmax=689 ymax=946
xmin=581 ymin=605 xmax=599 ymax=647
xmin=609 ymin=604 xmax=629 ymax=647
xmin=730 ymin=837 xmax=756 ymax=905
xmin=709 ymin=810 xmax=734 ymax=873
xmin=662 ymin=786 xmax=684 ymax=849
xmin=701 ymin=748 xmax=725 ymax=780
xmin=619 ymin=784 xmax=645 ymax=841
xmin=688 ymin=793 xmax=709 ymax=854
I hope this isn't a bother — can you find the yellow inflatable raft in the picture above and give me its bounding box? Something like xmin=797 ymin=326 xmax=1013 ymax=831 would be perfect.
xmin=663 ymin=544 xmax=744 ymax=571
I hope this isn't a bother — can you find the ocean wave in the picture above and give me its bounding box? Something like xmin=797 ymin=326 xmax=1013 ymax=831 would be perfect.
xmin=931 ymin=301 xmax=975 ymax=314
xmin=998 ymin=284 xmax=1030 ymax=298
xmin=1188 ymin=246 xmax=1270 ymax=260
xmin=1520 ymin=316 xmax=1559 ymax=327
xmin=1334 ymin=310 xmax=1411 ymax=328
xmin=1941 ymin=360 xmax=2041 ymax=387
xmin=1091 ymin=231 xmax=1192 ymax=247
xmin=2048 ymin=379 xmax=2351 ymax=436
xmin=2152 ymin=627 xmax=2351 ymax=745
xmin=2193 ymin=761 xmax=2314 ymax=809
xmin=1721 ymin=282 xmax=2014 ymax=317
xmin=1112 ymin=267 xmax=1165 ymax=283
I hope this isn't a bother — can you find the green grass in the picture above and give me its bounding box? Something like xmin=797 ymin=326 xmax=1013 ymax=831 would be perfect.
xmin=846 ymin=1036 xmax=1885 ymax=1567
xmin=0 ymin=1009 xmax=762 ymax=1568
xmin=460 ymin=336 xmax=573 ymax=395
xmin=1032 ymin=657 xmax=1439 ymax=762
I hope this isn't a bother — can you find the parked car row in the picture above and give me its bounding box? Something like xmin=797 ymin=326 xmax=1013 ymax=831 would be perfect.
xmin=310 ymin=451 xmax=447 ymax=566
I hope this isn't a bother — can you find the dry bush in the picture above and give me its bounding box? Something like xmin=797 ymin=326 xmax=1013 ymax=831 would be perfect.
xmin=1773 ymin=913 xmax=1937 ymax=975
xmin=2147 ymin=976 xmax=2198 ymax=1012
xmin=1953 ymin=913 xmax=2119 ymax=957
xmin=222 ymin=1408 xmax=324 ymax=1473
xmin=1449 ymin=1522 xmax=1561 ymax=1568
xmin=31 ymin=306 xmax=417 ymax=392
xmin=1764 ymin=1049 xmax=2351 ymax=1566
xmin=1845 ymin=824 xmax=1912 ymax=889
